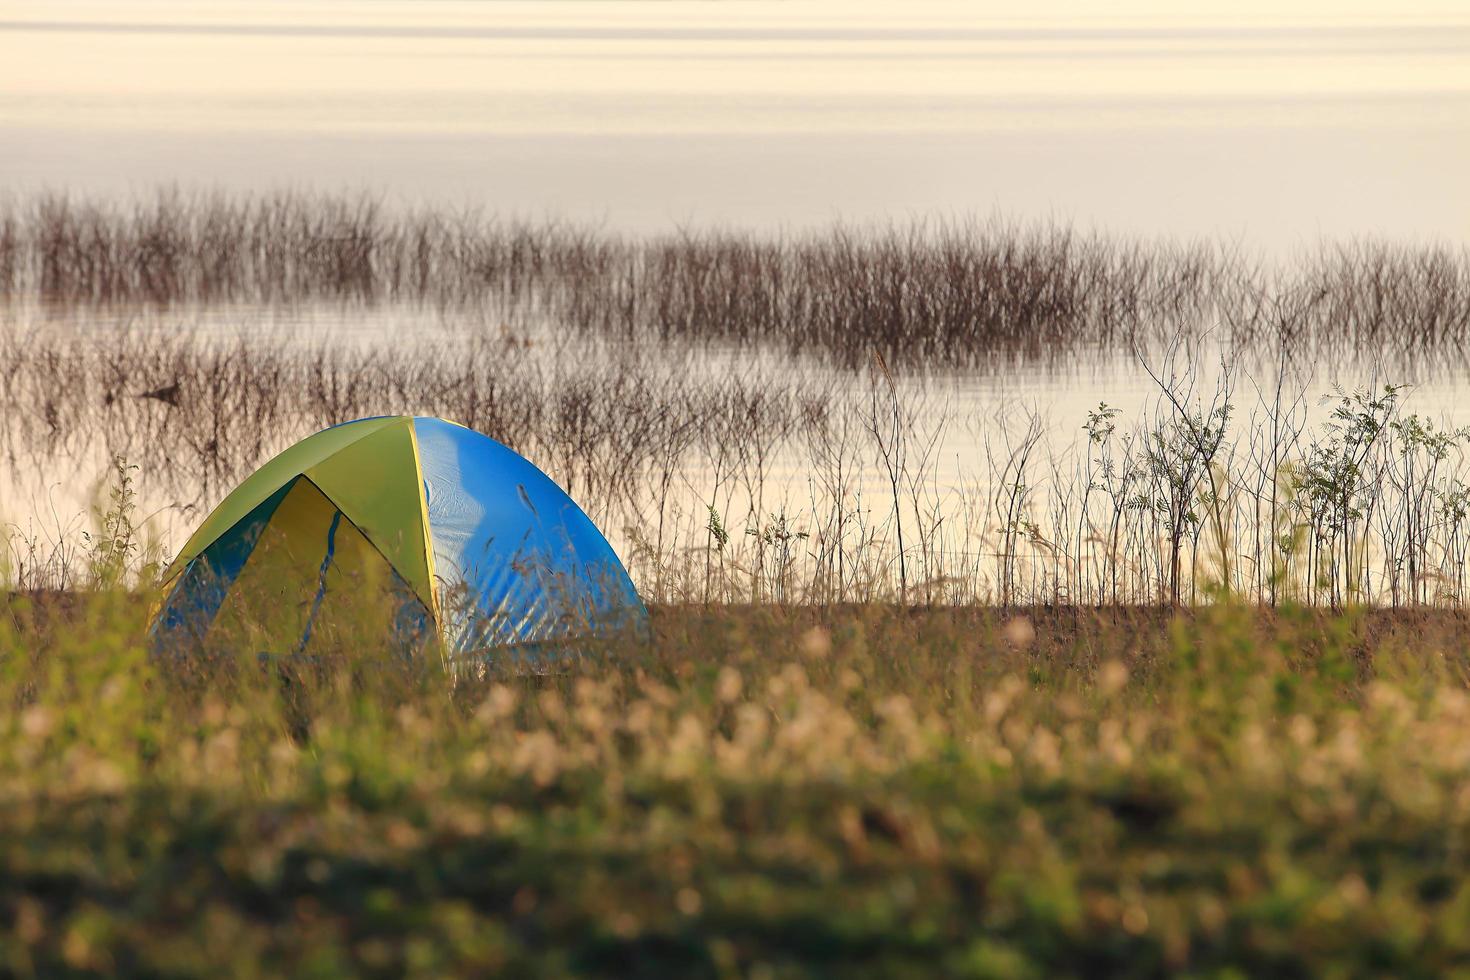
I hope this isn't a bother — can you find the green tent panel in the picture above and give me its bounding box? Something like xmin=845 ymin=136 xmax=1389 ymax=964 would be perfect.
xmin=175 ymin=416 xmax=398 ymax=568
xmin=302 ymin=418 xmax=435 ymax=614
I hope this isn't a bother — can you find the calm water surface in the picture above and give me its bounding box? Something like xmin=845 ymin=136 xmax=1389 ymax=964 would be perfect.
xmin=5 ymin=299 xmax=1470 ymax=592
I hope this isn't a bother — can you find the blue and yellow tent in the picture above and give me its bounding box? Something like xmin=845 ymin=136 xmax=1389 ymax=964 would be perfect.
xmin=152 ymin=416 xmax=645 ymax=661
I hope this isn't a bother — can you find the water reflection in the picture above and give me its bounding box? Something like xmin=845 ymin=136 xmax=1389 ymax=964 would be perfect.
xmin=7 ymin=297 xmax=1470 ymax=605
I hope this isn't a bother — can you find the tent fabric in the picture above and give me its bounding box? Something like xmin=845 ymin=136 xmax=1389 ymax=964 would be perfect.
xmin=414 ymin=417 xmax=641 ymax=652
xmin=300 ymin=418 xmax=435 ymax=611
xmin=155 ymin=478 xmax=296 ymax=646
xmin=154 ymin=417 xmax=645 ymax=661
xmin=175 ymin=416 xmax=398 ymax=568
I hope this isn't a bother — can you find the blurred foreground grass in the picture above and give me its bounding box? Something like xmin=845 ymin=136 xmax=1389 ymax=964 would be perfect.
xmin=5 ymin=593 xmax=1470 ymax=977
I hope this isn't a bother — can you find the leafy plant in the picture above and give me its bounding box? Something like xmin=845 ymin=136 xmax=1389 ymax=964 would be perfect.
xmin=81 ymin=455 xmax=141 ymax=588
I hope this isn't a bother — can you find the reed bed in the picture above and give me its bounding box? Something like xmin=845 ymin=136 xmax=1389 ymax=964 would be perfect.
xmin=3 ymin=191 xmax=1469 ymax=367
xmin=5 ymin=320 xmax=1470 ymax=610
xmin=7 ymin=191 xmax=1470 ymax=606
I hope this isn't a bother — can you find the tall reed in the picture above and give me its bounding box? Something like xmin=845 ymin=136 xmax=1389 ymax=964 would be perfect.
xmin=6 ymin=318 xmax=1470 ymax=609
xmin=4 ymin=190 xmax=1468 ymax=368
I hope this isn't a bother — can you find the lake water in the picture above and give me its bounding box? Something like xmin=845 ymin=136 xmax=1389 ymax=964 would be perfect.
xmin=3 ymin=1 xmax=1470 ymax=603
xmin=6 ymin=293 xmax=1470 ymax=604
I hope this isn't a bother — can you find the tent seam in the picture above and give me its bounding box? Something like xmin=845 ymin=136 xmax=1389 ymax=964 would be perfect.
xmin=294 ymin=471 xmax=437 ymax=622
xmin=405 ymin=418 xmax=442 ymax=629
xmin=163 ymin=475 xmax=301 ymax=649
xmin=173 ymin=416 xmax=399 ymax=569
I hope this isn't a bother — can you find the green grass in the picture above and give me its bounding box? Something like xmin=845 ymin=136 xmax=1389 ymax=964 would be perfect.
xmin=4 ymin=594 xmax=1470 ymax=976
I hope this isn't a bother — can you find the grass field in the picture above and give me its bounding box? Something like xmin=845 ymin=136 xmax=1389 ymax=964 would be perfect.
xmin=5 ymin=587 xmax=1470 ymax=977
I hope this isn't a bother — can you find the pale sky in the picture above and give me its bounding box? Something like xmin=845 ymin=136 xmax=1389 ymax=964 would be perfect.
xmin=3 ymin=1 xmax=1467 ymax=245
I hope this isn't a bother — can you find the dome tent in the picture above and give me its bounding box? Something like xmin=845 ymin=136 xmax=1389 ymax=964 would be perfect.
xmin=152 ymin=416 xmax=645 ymax=663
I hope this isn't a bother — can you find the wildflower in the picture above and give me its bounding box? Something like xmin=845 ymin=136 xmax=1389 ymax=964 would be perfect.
xmin=1002 ymin=616 xmax=1035 ymax=648
xmin=1098 ymin=659 xmax=1130 ymax=696
xmin=716 ymin=665 xmax=743 ymax=703
xmin=475 ymin=685 xmax=517 ymax=724
xmin=799 ymin=626 xmax=832 ymax=658
xmin=676 ymin=888 xmax=703 ymax=916
xmin=20 ymin=705 xmax=56 ymax=740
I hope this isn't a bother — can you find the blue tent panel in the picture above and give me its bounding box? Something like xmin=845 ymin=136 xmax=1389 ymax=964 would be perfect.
xmin=154 ymin=478 xmax=295 ymax=648
xmin=412 ymin=417 xmax=645 ymax=652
